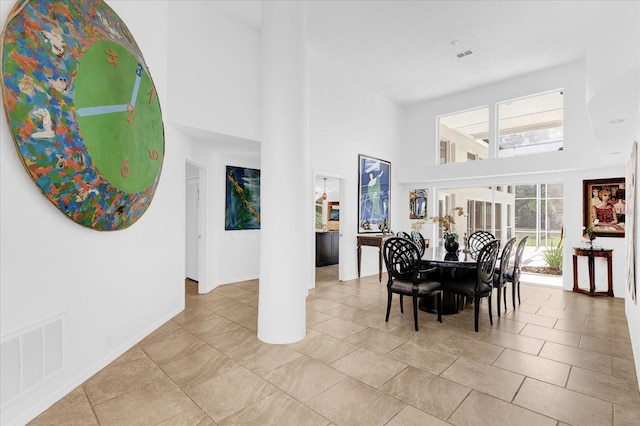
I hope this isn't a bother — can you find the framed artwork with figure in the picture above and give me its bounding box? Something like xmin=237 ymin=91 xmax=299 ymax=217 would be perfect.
xmin=358 ymin=154 xmax=391 ymax=233
xmin=583 ymin=177 xmax=626 ymax=238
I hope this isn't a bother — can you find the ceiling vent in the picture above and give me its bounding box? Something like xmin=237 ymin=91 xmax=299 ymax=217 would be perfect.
xmin=456 ymin=50 xmax=474 ymax=58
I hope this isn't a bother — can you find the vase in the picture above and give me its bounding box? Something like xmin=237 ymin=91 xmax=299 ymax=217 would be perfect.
xmin=444 ymin=239 xmax=459 ymax=253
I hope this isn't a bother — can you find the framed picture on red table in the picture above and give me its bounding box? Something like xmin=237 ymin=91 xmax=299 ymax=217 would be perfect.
xmin=583 ymin=177 xmax=626 ymax=238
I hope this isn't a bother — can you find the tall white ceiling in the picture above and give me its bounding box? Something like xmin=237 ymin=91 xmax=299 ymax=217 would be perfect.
xmin=211 ymin=1 xmax=639 ymax=147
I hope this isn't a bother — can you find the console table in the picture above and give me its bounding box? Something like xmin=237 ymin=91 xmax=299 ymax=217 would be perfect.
xmin=572 ymin=247 xmax=614 ymax=297
xmin=357 ymin=234 xmax=390 ymax=282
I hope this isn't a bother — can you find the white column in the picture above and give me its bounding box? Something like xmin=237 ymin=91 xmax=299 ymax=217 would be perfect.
xmin=258 ymin=1 xmax=309 ymax=344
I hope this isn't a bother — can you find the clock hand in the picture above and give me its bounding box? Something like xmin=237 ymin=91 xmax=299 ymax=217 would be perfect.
xmin=76 ymin=104 xmax=128 ymax=117
xmin=129 ymin=63 xmax=143 ymax=106
xmin=77 ymin=64 xmax=144 ymax=118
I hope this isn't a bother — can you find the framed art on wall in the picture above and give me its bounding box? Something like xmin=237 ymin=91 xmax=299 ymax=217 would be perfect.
xmin=627 ymin=142 xmax=637 ymax=303
xmin=358 ymin=154 xmax=390 ymax=233
xmin=583 ymin=177 xmax=626 ymax=237
xmin=409 ymin=189 xmax=427 ymax=219
xmin=1 ymin=0 xmax=165 ymax=231
xmin=225 ymin=165 xmax=260 ymax=230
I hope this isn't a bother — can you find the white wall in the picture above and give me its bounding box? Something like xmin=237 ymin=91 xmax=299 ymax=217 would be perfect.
xmin=173 ymin=34 xmax=405 ymax=289
xmin=167 ymin=2 xmax=263 ymax=292
xmin=0 ymin=2 xmax=187 ymax=425
xmin=168 ymin=1 xmax=261 ymax=142
xmin=183 ymin=135 xmax=261 ymax=292
xmin=398 ymin=60 xmax=629 ymax=296
xmin=309 ymin=58 xmax=403 ymax=281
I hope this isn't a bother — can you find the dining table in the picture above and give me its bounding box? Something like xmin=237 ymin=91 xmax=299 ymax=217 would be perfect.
xmin=418 ymin=246 xmax=477 ymax=315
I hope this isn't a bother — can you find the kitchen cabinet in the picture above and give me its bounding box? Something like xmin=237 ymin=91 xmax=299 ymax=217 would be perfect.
xmin=316 ymin=231 xmax=339 ymax=266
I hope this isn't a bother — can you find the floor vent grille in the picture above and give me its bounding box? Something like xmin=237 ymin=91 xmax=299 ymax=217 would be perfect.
xmin=1 ymin=315 xmax=63 ymax=407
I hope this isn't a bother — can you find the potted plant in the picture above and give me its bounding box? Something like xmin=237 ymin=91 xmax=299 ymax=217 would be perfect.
xmin=584 ymin=225 xmax=596 ymax=249
xmin=431 ymin=207 xmax=465 ymax=253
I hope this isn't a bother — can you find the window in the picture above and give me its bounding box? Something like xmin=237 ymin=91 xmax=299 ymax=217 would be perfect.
xmin=506 ymin=204 xmax=513 ymax=239
xmin=438 ymin=107 xmax=489 ymax=164
xmin=436 ymin=184 xmax=561 ymax=248
xmin=436 ymin=90 xmax=563 ymax=161
xmin=440 ymin=139 xmax=453 ymax=164
xmin=514 ymin=183 xmax=564 ymax=246
xmin=497 ymin=91 xmax=564 ymax=157
xmin=466 ymin=198 xmax=494 ymax=235
xmin=495 ymin=203 xmax=502 ymax=240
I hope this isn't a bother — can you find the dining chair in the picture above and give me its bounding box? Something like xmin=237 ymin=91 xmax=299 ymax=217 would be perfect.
xmin=383 ymin=237 xmax=442 ymax=331
xmin=466 ymin=230 xmax=495 ymax=259
xmin=493 ymin=237 xmax=517 ymax=317
xmin=410 ymin=230 xmax=438 ymax=279
xmin=442 ymin=239 xmax=500 ymax=332
xmin=410 ymin=231 xmax=427 ymax=257
xmin=504 ymin=236 xmax=529 ymax=309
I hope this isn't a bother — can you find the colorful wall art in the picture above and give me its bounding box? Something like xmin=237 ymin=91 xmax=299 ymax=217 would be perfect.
xmin=409 ymin=189 xmax=427 ymax=219
xmin=583 ymin=177 xmax=626 ymax=238
xmin=358 ymin=154 xmax=390 ymax=233
xmin=1 ymin=0 xmax=165 ymax=231
xmin=225 ymin=166 xmax=261 ymax=230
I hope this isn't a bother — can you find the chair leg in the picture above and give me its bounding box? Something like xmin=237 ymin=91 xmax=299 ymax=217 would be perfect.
xmin=412 ymin=294 xmax=419 ymax=331
xmin=436 ymin=292 xmax=442 ymax=323
xmin=503 ymin=285 xmax=507 ymax=312
xmin=474 ymin=297 xmax=480 ymax=332
xmin=385 ymin=290 xmax=392 ymax=322
xmin=399 ymin=294 xmax=404 ymax=313
xmin=496 ymin=286 xmax=501 ymax=318
xmin=517 ymin=280 xmax=521 ymax=305
xmin=488 ymin=294 xmax=493 ymax=325
xmin=512 ymin=280 xmax=517 ymax=310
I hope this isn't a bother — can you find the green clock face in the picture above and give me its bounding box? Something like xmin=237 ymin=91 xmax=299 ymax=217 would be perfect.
xmin=0 ymin=0 xmax=165 ymax=230
xmin=75 ymin=41 xmax=164 ymax=194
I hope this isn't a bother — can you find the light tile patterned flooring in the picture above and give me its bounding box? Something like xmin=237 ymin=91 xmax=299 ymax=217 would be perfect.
xmin=30 ymin=266 xmax=640 ymax=425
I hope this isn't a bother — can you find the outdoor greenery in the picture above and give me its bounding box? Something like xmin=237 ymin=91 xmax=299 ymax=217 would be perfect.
xmin=542 ymin=229 xmax=563 ymax=272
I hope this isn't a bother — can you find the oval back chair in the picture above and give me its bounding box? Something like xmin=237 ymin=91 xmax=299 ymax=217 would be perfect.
xmin=383 ymin=237 xmax=442 ymax=331
xmin=410 ymin=231 xmax=427 ymax=257
xmin=493 ymin=237 xmax=517 ymax=317
xmin=505 ymin=236 xmax=529 ymax=309
xmin=443 ymin=239 xmax=500 ymax=332
xmin=467 ymin=230 xmax=495 ymax=259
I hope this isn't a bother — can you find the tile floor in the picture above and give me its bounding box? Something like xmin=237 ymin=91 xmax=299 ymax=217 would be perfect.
xmin=30 ymin=266 xmax=640 ymax=425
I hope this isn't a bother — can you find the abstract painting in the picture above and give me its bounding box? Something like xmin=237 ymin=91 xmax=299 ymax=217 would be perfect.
xmin=225 ymin=166 xmax=260 ymax=230
xmin=1 ymin=0 xmax=164 ymax=230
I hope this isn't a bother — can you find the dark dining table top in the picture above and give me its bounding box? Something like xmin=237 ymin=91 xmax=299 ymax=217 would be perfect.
xmin=421 ymin=247 xmax=477 ymax=268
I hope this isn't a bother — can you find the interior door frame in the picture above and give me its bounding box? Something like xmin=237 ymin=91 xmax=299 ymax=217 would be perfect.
xmin=312 ymin=170 xmax=345 ymax=284
xmin=186 ymin=160 xmax=207 ymax=294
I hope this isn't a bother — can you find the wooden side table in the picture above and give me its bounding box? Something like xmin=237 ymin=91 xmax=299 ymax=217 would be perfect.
xmin=357 ymin=234 xmax=390 ymax=282
xmin=572 ymin=247 xmax=614 ymax=297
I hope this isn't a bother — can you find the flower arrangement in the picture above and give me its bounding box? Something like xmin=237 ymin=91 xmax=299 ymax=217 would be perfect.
xmin=584 ymin=225 xmax=596 ymax=247
xmin=431 ymin=207 xmax=465 ymax=242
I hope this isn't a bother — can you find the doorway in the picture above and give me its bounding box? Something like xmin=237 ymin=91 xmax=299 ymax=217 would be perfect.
xmin=314 ymin=174 xmax=343 ymax=286
xmin=185 ymin=161 xmax=207 ymax=293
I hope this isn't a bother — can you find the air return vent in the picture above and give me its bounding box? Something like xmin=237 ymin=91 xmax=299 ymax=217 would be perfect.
xmin=456 ymin=49 xmax=474 ymax=58
xmin=1 ymin=315 xmax=63 ymax=407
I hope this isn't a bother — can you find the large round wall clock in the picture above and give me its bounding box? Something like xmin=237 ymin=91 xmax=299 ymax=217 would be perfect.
xmin=1 ymin=0 xmax=164 ymax=230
